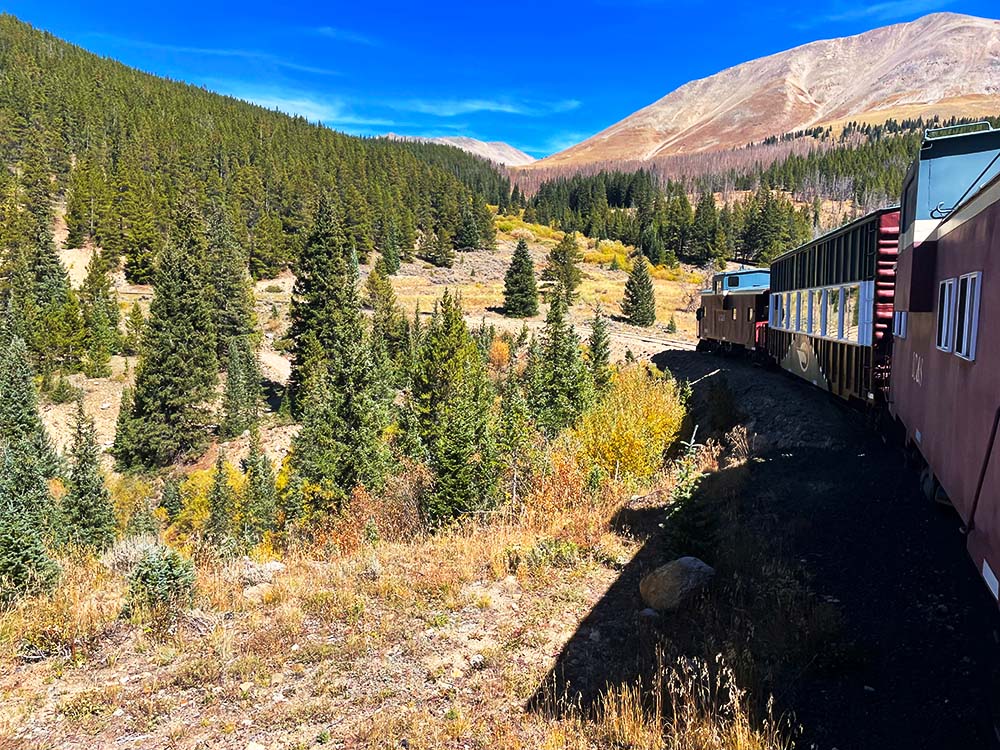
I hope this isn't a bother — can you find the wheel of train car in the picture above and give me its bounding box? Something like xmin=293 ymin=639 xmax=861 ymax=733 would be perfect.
xmin=696 ymin=339 xmax=711 ymax=353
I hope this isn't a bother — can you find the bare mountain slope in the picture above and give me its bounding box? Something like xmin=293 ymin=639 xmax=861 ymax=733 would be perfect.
xmin=385 ymin=133 xmax=535 ymax=166
xmin=529 ymin=13 xmax=1000 ymax=169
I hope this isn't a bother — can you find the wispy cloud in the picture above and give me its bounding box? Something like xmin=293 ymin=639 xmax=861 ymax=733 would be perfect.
xmin=88 ymin=33 xmax=340 ymax=76
xmin=315 ymin=26 xmax=379 ymax=46
xmin=514 ymin=131 xmax=591 ymax=157
xmin=390 ymin=97 xmax=581 ymax=118
xmin=801 ymin=0 xmax=954 ymax=26
xmin=200 ymin=81 xmax=395 ymax=128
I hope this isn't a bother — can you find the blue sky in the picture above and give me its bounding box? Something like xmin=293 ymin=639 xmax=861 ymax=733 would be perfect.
xmin=5 ymin=0 xmax=997 ymax=157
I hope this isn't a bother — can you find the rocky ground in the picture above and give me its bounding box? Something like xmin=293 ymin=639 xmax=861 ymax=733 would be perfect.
xmin=652 ymin=350 xmax=1000 ymax=749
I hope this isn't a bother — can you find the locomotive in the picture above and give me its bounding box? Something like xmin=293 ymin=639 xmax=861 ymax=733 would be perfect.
xmin=697 ymin=122 xmax=1000 ymax=602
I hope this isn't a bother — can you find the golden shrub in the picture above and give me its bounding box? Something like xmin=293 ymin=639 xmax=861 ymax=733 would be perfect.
xmin=488 ymin=339 xmax=511 ymax=370
xmin=573 ymin=365 xmax=686 ymax=482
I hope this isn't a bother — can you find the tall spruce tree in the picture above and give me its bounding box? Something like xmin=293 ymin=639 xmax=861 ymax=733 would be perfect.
xmin=365 ymin=264 xmax=407 ymax=363
xmin=241 ymin=431 xmax=276 ymax=544
xmin=379 ymin=217 xmax=402 ymax=275
xmin=160 ymin=476 xmax=183 ymax=522
xmin=112 ymin=212 xmax=219 ymax=469
xmin=0 ymin=442 xmax=59 ymax=603
xmin=221 ymin=335 xmax=262 ymax=439
xmin=79 ymin=248 xmax=121 ymax=361
xmin=409 ymin=291 xmax=496 ymax=523
xmin=621 ymin=257 xmax=657 ymax=327
xmin=122 ymin=303 xmax=146 ymax=356
xmin=207 ymin=210 xmax=257 ymax=360
xmin=503 ymin=239 xmax=539 ymax=317
xmin=541 ymin=232 xmax=583 ymax=306
xmin=532 ymin=292 xmax=592 ymax=435
xmin=285 ymin=198 xmax=392 ymax=515
xmin=64 ymin=399 xmax=117 ymax=550
xmin=496 ymin=378 xmax=536 ymax=505
xmin=205 ymin=453 xmax=233 ymax=545
xmin=83 ymin=303 xmax=113 ymax=378
xmin=0 ymin=336 xmax=60 ymax=476
xmin=289 ymin=197 xmax=361 ymax=407
xmin=691 ymin=192 xmax=724 ymax=266
xmin=587 ymin=311 xmax=612 ymax=394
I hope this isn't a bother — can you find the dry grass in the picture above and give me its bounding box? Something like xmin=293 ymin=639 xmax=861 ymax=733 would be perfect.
xmin=0 ymin=555 xmax=125 ymax=663
xmin=0 ymin=450 xmax=798 ymax=749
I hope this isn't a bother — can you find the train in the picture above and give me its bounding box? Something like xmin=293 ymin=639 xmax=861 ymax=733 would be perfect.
xmin=697 ymin=122 xmax=1000 ymax=603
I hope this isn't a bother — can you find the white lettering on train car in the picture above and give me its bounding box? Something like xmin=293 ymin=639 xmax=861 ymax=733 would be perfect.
xmin=911 ymin=353 xmax=923 ymax=386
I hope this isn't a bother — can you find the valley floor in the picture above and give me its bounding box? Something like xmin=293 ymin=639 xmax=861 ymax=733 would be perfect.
xmin=4 ymin=347 xmax=998 ymax=749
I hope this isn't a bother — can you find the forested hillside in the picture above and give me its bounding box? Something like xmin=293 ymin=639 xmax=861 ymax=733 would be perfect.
xmin=519 ymin=116 xmax=1000 ymax=267
xmin=0 ymin=13 xmax=505 ymax=377
xmin=0 ymin=13 xmax=500 ymax=278
xmin=526 ymin=170 xmax=812 ymax=266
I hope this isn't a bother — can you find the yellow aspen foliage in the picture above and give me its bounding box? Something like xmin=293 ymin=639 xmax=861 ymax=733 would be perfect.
xmin=488 ymin=338 xmax=511 ymax=370
xmin=166 ymin=463 xmax=246 ymax=545
xmin=573 ymin=365 xmax=685 ymax=481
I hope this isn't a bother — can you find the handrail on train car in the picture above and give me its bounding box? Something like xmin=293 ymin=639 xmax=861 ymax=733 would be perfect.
xmin=924 ymin=122 xmax=996 ymax=141
xmin=966 ymin=404 xmax=1000 ymax=535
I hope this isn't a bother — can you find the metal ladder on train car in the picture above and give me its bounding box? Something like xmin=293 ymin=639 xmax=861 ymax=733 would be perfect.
xmin=872 ymin=219 xmax=899 ymax=396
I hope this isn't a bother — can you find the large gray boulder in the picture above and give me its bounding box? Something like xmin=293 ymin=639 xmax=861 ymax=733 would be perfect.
xmin=639 ymin=556 xmax=715 ymax=611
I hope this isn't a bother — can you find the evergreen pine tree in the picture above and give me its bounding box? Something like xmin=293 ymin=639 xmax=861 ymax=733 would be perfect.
xmin=541 ymin=232 xmax=583 ymax=306
xmin=112 ymin=215 xmax=219 ymax=469
xmin=63 ymin=399 xmax=117 ymax=550
xmin=379 ymin=218 xmax=402 ymax=275
xmin=691 ymin=192 xmax=724 ymax=265
xmin=289 ymin=197 xmax=361 ymax=408
xmin=502 ymin=239 xmax=539 ymax=317
xmin=205 ymin=453 xmax=233 ymax=545
xmin=207 ymin=209 xmax=257 ymax=360
xmin=242 ymin=431 xmax=276 ymax=544
xmin=421 ymin=228 xmax=455 ymax=268
xmin=0 ymin=438 xmax=60 ymax=602
xmin=587 ymin=311 xmax=612 ymax=394
xmin=0 ymin=337 xmax=60 ymax=476
xmin=496 ymin=378 xmax=536 ymax=505
xmin=83 ymin=302 xmax=113 ymax=378
xmin=621 ymin=257 xmax=657 ymax=327
xmin=80 ymin=248 xmax=121 ymax=358
xmin=409 ymin=292 xmax=496 ymax=522
xmin=122 ymin=303 xmax=146 ymax=355
xmin=221 ymin=335 xmax=262 ymax=439
xmin=533 ymin=292 xmax=592 ymax=435
xmin=365 ymin=265 xmax=407 ymax=364
xmin=160 ymin=476 xmax=183 ymax=522
xmin=285 ymin=198 xmax=392 ymax=514
xmin=456 ymin=203 xmax=480 ymax=251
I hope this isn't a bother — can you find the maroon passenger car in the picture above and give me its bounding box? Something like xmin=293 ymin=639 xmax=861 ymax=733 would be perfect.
xmin=891 ymin=123 xmax=1000 ymax=601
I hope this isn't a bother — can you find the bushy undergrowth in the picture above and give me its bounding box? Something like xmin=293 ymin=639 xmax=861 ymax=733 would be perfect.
xmin=573 ymin=365 xmax=686 ymax=483
xmin=125 ymin=545 xmax=195 ymax=633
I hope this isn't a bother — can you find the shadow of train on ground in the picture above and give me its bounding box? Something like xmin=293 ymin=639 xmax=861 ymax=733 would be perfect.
xmin=527 ymin=349 xmax=1000 ymax=749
